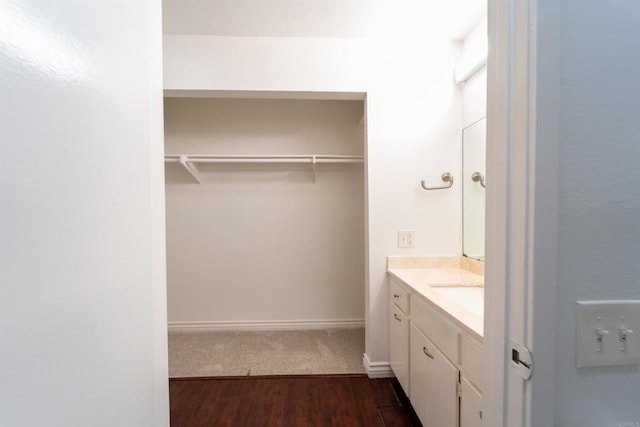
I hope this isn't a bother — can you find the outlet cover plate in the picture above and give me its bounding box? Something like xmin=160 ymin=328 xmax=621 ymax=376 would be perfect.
xmin=398 ymin=230 xmax=415 ymax=248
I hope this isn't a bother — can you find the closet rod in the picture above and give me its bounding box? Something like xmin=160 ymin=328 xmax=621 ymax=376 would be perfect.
xmin=165 ymin=154 xmax=364 ymax=183
xmin=164 ymin=154 xmax=364 ymax=164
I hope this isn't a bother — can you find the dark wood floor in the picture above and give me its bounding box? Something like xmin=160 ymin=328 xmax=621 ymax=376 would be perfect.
xmin=170 ymin=374 xmax=422 ymax=426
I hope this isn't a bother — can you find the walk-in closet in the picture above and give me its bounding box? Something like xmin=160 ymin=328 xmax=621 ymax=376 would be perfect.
xmin=164 ymin=96 xmax=366 ymax=377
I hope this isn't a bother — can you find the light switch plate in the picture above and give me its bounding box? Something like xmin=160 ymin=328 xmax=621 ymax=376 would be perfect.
xmin=576 ymin=300 xmax=640 ymax=368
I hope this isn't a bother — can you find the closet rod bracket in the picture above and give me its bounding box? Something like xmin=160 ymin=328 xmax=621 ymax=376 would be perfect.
xmin=311 ymin=155 xmax=317 ymax=183
xmin=179 ymin=155 xmax=202 ymax=183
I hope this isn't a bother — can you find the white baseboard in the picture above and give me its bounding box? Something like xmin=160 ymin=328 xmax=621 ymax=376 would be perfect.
xmin=363 ymin=353 xmax=394 ymax=378
xmin=168 ymin=318 xmax=365 ymax=332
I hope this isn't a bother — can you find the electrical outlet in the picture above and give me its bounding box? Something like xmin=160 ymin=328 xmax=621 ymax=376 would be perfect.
xmin=398 ymin=230 xmax=415 ymax=248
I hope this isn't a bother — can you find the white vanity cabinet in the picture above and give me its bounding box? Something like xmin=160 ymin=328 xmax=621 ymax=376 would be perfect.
xmin=388 ymin=275 xmax=484 ymax=427
xmin=389 ymin=280 xmax=410 ymax=395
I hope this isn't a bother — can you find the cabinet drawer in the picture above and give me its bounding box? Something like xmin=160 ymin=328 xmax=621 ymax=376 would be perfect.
xmin=461 ymin=335 xmax=483 ymax=391
xmin=390 ymin=278 xmax=410 ymax=314
xmin=411 ymin=296 xmax=459 ymax=364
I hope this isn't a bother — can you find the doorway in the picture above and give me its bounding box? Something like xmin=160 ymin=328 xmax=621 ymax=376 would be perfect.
xmin=163 ymin=96 xmax=367 ymax=377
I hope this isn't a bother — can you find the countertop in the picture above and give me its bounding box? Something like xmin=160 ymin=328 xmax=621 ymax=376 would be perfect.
xmin=387 ymin=256 xmax=485 ymax=341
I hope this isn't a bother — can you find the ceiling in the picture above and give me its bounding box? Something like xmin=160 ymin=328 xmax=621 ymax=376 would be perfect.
xmin=162 ymin=0 xmax=486 ymax=40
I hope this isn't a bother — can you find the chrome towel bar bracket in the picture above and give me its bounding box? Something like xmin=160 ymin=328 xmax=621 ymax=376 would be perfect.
xmin=421 ymin=172 xmax=454 ymax=191
xmin=471 ymin=172 xmax=486 ymax=188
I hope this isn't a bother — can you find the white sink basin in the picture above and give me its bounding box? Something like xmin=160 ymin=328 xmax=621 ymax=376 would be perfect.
xmin=431 ymin=286 xmax=484 ymax=317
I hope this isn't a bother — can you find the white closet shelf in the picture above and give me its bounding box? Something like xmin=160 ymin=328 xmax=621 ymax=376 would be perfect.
xmin=165 ymin=154 xmax=364 ymax=183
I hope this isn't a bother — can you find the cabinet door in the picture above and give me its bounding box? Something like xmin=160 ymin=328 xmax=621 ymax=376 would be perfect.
xmin=410 ymin=324 xmax=459 ymax=427
xmin=460 ymin=376 xmax=483 ymax=427
xmin=389 ymin=303 xmax=410 ymax=396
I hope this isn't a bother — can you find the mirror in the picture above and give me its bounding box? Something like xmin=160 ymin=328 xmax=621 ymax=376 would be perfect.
xmin=462 ymin=117 xmax=486 ymax=260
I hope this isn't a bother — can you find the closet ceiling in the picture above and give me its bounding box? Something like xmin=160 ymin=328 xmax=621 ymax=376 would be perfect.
xmin=162 ymin=0 xmax=485 ymax=40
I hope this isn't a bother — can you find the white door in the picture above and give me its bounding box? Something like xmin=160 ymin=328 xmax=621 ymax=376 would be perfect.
xmin=0 ymin=1 xmax=168 ymax=426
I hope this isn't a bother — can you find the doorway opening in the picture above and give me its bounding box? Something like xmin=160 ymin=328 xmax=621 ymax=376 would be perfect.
xmin=163 ymin=95 xmax=367 ymax=377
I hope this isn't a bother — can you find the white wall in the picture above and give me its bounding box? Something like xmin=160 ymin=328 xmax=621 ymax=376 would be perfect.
xmin=163 ymin=7 xmax=463 ymax=367
xmin=546 ymin=0 xmax=640 ymax=424
xmin=164 ymin=98 xmax=365 ymax=326
xmin=365 ymin=39 xmax=462 ymax=364
xmin=163 ymin=36 xmax=368 ymax=94
xmin=0 ymin=1 xmax=168 ymax=426
xmin=461 ymin=19 xmax=487 ymax=128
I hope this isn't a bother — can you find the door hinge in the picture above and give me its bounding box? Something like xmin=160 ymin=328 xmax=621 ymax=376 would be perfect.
xmin=456 ymin=382 xmax=463 ymax=398
xmin=510 ymin=339 xmax=533 ymax=380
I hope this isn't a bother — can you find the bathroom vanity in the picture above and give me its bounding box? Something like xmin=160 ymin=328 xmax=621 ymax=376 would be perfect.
xmin=387 ymin=257 xmax=484 ymax=427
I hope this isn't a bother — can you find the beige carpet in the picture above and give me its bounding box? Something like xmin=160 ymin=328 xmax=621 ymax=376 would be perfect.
xmin=168 ymin=328 xmax=365 ymax=378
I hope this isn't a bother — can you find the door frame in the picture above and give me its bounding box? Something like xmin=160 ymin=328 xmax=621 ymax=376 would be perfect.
xmin=484 ymin=0 xmax=560 ymax=425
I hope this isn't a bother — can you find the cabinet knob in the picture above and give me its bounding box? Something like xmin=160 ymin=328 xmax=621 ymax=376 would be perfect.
xmin=393 ymin=313 xmax=402 ymax=322
xmin=393 ymin=294 xmax=400 ymax=299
